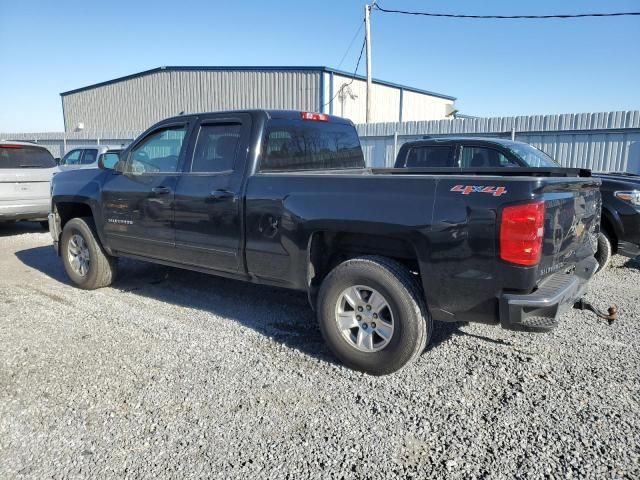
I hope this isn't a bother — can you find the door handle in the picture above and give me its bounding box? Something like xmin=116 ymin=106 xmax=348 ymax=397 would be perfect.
xmin=151 ymin=186 xmax=172 ymax=195
xmin=209 ymin=189 xmax=235 ymax=200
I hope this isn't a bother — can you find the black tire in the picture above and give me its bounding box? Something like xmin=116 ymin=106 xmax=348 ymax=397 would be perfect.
xmin=595 ymin=231 xmax=613 ymax=273
xmin=61 ymin=217 xmax=118 ymax=289
xmin=317 ymin=255 xmax=431 ymax=375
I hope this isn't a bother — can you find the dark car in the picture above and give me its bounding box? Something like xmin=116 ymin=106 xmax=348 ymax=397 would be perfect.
xmin=395 ymin=137 xmax=639 ymax=270
xmin=49 ymin=112 xmax=601 ymax=374
xmin=592 ymin=172 xmax=640 ymax=268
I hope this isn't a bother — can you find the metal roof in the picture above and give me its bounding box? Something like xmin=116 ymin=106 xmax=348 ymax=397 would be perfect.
xmin=59 ymin=66 xmax=456 ymax=101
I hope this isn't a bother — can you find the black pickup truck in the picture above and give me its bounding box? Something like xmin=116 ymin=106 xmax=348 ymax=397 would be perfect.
xmin=395 ymin=137 xmax=640 ymax=271
xmin=49 ymin=111 xmax=601 ymax=374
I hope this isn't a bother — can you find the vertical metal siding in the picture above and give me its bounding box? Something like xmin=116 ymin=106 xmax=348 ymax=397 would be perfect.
xmin=356 ymin=111 xmax=640 ymax=172
xmin=62 ymin=70 xmax=321 ymax=132
xmin=401 ymin=90 xmax=454 ymax=122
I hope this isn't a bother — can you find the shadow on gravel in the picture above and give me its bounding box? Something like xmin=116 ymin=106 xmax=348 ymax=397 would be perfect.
xmin=16 ymin=245 xmax=338 ymax=365
xmin=15 ymin=245 xmax=69 ymax=283
xmin=621 ymin=257 xmax=640 ymax=270
xmin=430 ymin=320 xmax=517 ymax=350
xmin=16 ymin=245 xmax=463 ymax=366
xmin=0 ymin=221 xmax=45 ymax=237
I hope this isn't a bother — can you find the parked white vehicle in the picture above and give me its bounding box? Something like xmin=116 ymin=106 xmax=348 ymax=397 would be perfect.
xmin=0 ymin=141 xmax=58 ymax=226
xmin=58 ymin=145 xmax=123 ymax=171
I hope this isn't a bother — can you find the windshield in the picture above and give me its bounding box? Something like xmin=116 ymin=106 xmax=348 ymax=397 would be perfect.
xmin=0 ymin=145 xmax=56 ymax=168
xmin=507 ymin=143 xmax=558 ymax=168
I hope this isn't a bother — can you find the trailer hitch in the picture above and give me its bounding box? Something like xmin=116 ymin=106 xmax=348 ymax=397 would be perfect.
xmin=574 ymin=298 xmax=617 ymax=325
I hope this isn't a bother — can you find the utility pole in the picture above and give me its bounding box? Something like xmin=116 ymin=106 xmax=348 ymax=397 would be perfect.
xmin=365 ymin=4 xmax=372 ymax=123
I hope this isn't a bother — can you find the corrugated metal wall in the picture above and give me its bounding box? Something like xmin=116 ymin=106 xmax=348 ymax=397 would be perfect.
xmin=62 ymin=70 xmax=322 ymax=132
xmin=356 ymin=111 xmax=640 ymax=173
xmin=324 ymin=73 xmax=454 ymax=124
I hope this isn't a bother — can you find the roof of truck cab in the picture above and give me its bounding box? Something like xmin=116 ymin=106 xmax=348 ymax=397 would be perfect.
xmin=161 ymin=109 xmax=355 ymax=125
xmin=63 ymin=145 xmax=125 ymax=152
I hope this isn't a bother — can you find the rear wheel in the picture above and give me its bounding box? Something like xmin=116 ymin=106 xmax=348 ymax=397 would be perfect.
xmin=317 ymin=255 xmax=431 ymax=375
xmin=595 ymin=231 xmax=613 ymax=272
xmin=61 ymin=217 xmax=118 ymax=289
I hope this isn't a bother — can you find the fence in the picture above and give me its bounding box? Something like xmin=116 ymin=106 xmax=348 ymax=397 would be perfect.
xmin=3 ymin=111 xmax=640 ymax=173
xmin=356 ymin=111 xmax=640 ymax=173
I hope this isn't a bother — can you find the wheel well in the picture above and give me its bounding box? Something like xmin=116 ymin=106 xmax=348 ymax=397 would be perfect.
xmin=600 ymin=215 xmax=618 ymax=254
xmin=55 ymin=202 xmax=93 ymax=229
xmin=307 ymin=231 xmax=421 ymax=293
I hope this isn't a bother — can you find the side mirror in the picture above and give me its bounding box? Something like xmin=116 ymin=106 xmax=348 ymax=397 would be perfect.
xmin=54 ymin=157 xmax=61 ymax=166
xmin=99 ymin=152 xmax=121 ymax=171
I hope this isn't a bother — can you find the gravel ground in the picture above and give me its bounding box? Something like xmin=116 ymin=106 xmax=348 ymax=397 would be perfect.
xmin=1 ymin=221 xmax=639 ymax=479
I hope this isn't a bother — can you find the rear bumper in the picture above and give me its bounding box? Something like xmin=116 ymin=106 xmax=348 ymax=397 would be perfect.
xmin=618 ymin=241 xmax=640 ymax=259
xmin=0 ymin=200 xmax=49 ymax=221
xmin=499 ymin=256 xmax=598 ymax=332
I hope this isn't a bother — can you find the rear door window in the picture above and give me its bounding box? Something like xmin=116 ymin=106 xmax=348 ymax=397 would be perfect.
xmin=404 ymin=146 xmax=454 ymax=168
xmin=191 ymin=124 xmax=242 ymax=173
xmin=460 ymin=146 xmax=517 ymax=168
xmin=260 ymin=120 xmax=364 ymax=172
xmin=81 ymin=149 xmax=98 ymax=165
xmin=0 ymin=145 xmax=56 ymax=168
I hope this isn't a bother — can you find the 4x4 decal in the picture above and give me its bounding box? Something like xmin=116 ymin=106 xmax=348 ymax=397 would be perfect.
xmin=450 ymin=185 xmax=507 ymax=197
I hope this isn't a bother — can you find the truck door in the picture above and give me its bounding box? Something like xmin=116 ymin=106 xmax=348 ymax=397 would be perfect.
xmin=101 ymin=122 xmax=190 ymax=260
xmin=172 ymin=113 xmax=252 ymax=273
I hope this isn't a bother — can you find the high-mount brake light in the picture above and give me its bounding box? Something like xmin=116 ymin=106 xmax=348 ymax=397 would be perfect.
xmin=300 ymin=112 xmax=329 ymax=122
xmin=500 ymin=201 xmax=545 ymax=266
xmin=0 ymin=144 xmax=23 ymax=149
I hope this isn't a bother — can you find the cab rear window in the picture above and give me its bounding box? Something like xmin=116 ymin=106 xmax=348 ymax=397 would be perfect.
xmin=0 ymin=145 xmax=56 ymax=168
xmin=260 ymin=120 xmax=365 ymax=172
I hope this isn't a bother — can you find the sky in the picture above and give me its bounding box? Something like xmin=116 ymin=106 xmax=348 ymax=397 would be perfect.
xmin=0 ymin=0 xmax=638 ymax=132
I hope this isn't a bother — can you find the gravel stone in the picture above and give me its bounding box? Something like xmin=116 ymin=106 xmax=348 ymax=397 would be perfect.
xmin=1 ymin=222 xmax=639 ymax=479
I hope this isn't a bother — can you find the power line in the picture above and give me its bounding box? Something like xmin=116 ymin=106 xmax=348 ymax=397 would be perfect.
xmin=322 ymin=37 xmax=366 ymax=108
xmin=336 ymin=20 xmax=365 ymax=70
xmin=372 ymin=4 xmax=640 ymax=19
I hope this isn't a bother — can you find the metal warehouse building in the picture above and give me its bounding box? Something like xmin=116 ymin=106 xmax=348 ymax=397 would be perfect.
xmin=60 ymin=66 xmax=456 ymax=132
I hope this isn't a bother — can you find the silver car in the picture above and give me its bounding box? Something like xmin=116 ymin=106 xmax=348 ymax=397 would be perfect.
xmin=0 ymin=141 xmax=58 ymax=225
xmin=58 ymin=144 xmax=123 ymax=171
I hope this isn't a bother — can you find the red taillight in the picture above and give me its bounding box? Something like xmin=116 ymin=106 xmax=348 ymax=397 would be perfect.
xmin=300 ymin=111 xmax=329 ymax=122
xmin=0 ymin=144 xmax=23 ymax=149
xmin=500 ymin=201 xmax=544 ymax=266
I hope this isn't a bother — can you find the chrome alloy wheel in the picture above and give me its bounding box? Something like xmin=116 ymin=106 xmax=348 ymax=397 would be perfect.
xmin=68 ymin=233 xmax=90 ymax=277
xmin=335 ymin=285 xmax=394 ymax=352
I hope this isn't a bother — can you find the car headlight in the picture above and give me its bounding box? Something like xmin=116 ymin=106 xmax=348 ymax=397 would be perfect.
xmin=614 ymin=190 xmax=640 ymax=207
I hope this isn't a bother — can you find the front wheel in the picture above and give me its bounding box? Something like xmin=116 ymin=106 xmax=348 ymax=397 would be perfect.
xmin=317 ymin=256 xmax=431 ymax=375
xmin=61 ymin=217 xmax=118 ymax=289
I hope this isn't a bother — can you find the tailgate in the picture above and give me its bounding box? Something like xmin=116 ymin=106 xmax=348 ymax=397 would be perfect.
xmin=0 ymin=168 xmax=55 ymax=201
xmin=538 ymin=178 xmax=601 ymax=279
xmin=0 ymin=144 xmax=57 ymax=201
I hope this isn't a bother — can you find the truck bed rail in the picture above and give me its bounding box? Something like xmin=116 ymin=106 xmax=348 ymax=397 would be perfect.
xmin=372 ymin=167 xmax=592 ymax=177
